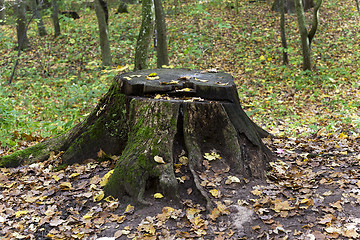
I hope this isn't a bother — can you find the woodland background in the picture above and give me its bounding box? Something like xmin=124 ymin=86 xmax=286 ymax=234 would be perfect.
xmin=1 ymin=0 xmax=360 ymax=239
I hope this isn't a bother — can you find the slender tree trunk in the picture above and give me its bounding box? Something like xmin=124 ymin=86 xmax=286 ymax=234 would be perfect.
xmin=280 ymin=0 xmax=289 ymax=65
xmin=356 ymin=0 xmax=360 ymax=16
xmin=0 ymin=0 xmax=5 ymax=25
xmin=99 ymin=0 xmax=109 ymax=25
xmin=154 ymin=0 xmax=169 ymax=68
xmin=28 ymin=0 xmax=47 ymax=36
xmin=295 ymin=0 xmax=311 ymax=70
xmin=52 ymin=0 xmax=60 ymax=37
xmin=16 ymin=0 xmax=30 ymax=50
xmin=94 ymin=0 xmax=112 ymax=66
xmin=307 ymin=0 xmax=322 ymax=48
xmin=272 ymin=0 xmax=314 ymax=13
xmin=294 ymin=0 xmax=322 ymax=71
xmin=134 ymin=0 xmax=155 ymax=70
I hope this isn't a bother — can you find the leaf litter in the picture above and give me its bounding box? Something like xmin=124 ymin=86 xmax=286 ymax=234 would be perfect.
xmin=1 ymin=0 xmax=360 ymax=239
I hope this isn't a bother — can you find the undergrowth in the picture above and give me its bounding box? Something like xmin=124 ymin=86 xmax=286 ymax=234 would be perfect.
xmin=0 ymin=0 xmax=359 ymax=151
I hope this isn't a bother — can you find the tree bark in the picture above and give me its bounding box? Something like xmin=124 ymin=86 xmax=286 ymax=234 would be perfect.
xmin=280 ymin=0 xmax=289 ymax=65
xmin=94 ymin=0 xmax=112 ymax=66
xmin=1 ymin=69 xmax=272 ymax=208
xmin=0 ymin=0 xmax=5 ymax=25
xmin=295 ymin=0 xmax=322 ymax=71
xmin=116 ymin=1 xmax=128 ymax=14
xmin=28 ymin=0 xmax=47 ymax=36
xmin=51 ymin=0 xmax=60 ymax=37
xmin=272 ymin=0 xmax=314 ymax=13
xmin=16 ymin=0 xmax=30 ymax=50
xmin=356 ymin=0 xmax=360 ymax=17
xmin=154 ymin=0 xmax=169 ymax=68
xmin=134 ymin=0 xmax=155 ymax=70
xmin=98 ymin=0 xmax=109 ymax=25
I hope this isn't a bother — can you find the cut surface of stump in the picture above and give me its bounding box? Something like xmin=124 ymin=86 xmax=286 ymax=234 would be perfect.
xmin=1 ymin=68 xmax=273 ymax=209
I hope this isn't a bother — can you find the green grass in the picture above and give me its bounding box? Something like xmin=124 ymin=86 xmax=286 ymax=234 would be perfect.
xmin=0 ymin=0 xmax=359 ymax=150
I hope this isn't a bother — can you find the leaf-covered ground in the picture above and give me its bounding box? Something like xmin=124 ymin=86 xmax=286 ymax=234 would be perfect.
xmin=1 ymin=0 xmax=360 ymax=239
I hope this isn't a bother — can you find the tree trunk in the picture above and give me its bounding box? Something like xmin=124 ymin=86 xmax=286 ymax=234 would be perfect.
xmin=28 ymin=0 xmax=47 ymax=36
xmin=356 ymin=0 xmax=360 ymax=17
xmin=154 ymin=0 xmax=169 ymax=68
xmin=116 ymin=1 xmax=128 ymax=14
xmin=94 ymin=0 xmax=112 ymax=66
xmin=134 ymin=0 xmax=155 ymax=70
xmin=280 ymin=0 xmax=289 ymax=65
xmin=295 ymin=0 xmax=322 ymax=71
xmin=272 ymin=0 xmax=314 ymax=13
xmin=52 ymin=0 xmax=60 ymax=37
xmin=0 ymin=0 xmax=5 ymax=25
xmin=0 ymin=69 xmax=272 ymax=208
xmin=16 ymin=0 xmax=30 ymax=50
xmin=98 ymin=0 xmax=109 ymax=25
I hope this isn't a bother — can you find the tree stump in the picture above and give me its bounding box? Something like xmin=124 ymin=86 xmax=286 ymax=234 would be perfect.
xmin=1 ymin=69 xmax=272 ymax=208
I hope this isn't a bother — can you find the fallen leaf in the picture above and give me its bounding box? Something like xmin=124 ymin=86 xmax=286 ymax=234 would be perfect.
xmin=93 ymin=191 xmax=104 ymax=202
xmin=59 ymin=182 xmax=72 ymax=190
xmin=100 ymin=170 xmax=114 ymax=186
xmin=225 ymin=176 xmax=241 ymax=184
xmin=124 ymin=204 xmax=135 ymax=214
xmin=154 ymin=156 xmax=165 ymax=164
xmin=209 ymin=189 xmax=221 ymax=198
xmin=154 ymin=193 xmax=164 ymax=199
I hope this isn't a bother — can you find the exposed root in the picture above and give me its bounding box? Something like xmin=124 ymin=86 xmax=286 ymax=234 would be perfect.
xmin=189 ymin=162 xmax=213 ymax=211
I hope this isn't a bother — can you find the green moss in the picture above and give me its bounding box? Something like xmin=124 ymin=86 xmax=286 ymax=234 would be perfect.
xmin=170 ymin=116 xmax=177 ymax=128
xmin=0 ymin=143 xmax=47 ymax=167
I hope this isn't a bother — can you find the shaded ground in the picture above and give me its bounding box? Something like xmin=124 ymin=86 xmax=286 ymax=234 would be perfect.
xmin=1 ymin=128 xmax=360 ymax=239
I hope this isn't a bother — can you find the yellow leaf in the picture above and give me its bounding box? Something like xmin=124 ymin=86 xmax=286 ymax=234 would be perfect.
xmin=216 ymin=202 xmax=229 ymax=214
xmin=186 ymin=208 xmax=201 ymax=220
xmin=161 ymin=65 xmax=174 ymax=68
xmin=148 ymin=72 xmax=157 ymax=77
xmin=124 ymin=204 xmax=135 ymax=214
xmin=100 ymin=170 xmax=114 ymax=186
xmin=209 ymin=189 xmax=220 ymax=198
xmin=15 ymin=210 xmax=28 ymax=218
xmin=83 ymin=214 xmax=93 ymax=220
xmin=154 ymin=94 xmax=162 ymax=99
xmin=52 ymin=175 xmax=60 ymax=181
xmin=59 ymin=182 xmax=72 ymax=190
xmin=69 ymin=173 xmax=80 ymax=179
xmin=117 ymin=215 xmax=126 ymax=223
xmin=169 ymin=80 xmax=179 ymax=84
xmin=260 ymin=55 xmax=266 ymax=61
xmin=204 ymin=152 xmax=220 ymax=161
xmin=154 ymin=193 xmax=164 ymax=199
xmin=180 ymin=88 xmax=192 ymax=92
xmin=146 ymin=76 xmax=160 ymax=80
xmin=154 ymin=156 xmax=165 ymax=164
xmin=93 ymin=191 xmax=104 ymax=202
xmin=203 ymin=153 xmax=216 ymax=161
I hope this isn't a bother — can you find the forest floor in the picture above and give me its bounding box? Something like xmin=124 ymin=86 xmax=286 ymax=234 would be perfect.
xmin=1 ymin=0 xmax=360 ymax=239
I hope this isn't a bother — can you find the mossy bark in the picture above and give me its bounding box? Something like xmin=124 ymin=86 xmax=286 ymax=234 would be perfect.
xmin=154 ymin=0 xmax=169 ymax=68
xmin=94 ymin=0 xmax=112 ymax=66
xmin=134 ymin=0 xmax=155 ymax=70
xmin=51 ymin=0 xmax=61 ymax=37
xmin=1 ymin=82 xmax=128 ymax=167
xmin=1 ymin=69 xmax=273 ymax=208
